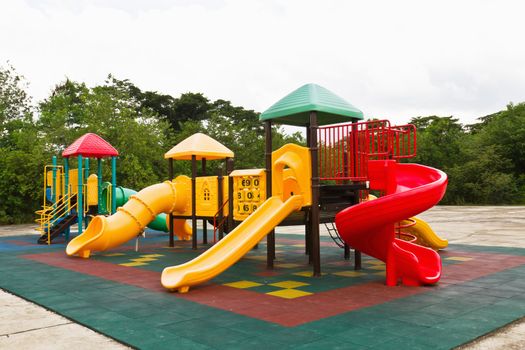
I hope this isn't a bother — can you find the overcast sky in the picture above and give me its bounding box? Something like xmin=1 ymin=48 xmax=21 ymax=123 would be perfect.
xmin=2 ymin=0 xmax=524 ymax=127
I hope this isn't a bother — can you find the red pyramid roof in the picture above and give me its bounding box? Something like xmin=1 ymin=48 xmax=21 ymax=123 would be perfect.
xmin=62 ymin=133 xmax=119 ymax=158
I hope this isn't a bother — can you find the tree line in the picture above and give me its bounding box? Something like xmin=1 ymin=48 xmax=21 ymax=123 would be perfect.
xmin=0 ymin=63 xmax=523 ymax=223
xmin=0 ymin=64 xmax=303 ymax=223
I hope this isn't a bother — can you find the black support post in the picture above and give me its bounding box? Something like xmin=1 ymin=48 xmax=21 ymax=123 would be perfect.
xmin=309 ymin=112 xmax=321 ymax=276
xmin=305 ymin=122 xmax=311 ymax=257
xmin=201 ymin=157 xmax=207 ymax=244
xmin=168 ymin=158 xmax=174 ymax=247
xmin=226 ymin=158 xmax=234 ymax=234
xmin=265 ymin=121 xmax=275 ymax=269
xmin=191 ymin=155 xmax=197 ymax=250
xmin=217 ymin=167 xmax=224 ymax=240
xmin=353 ymin=188 xmax=362 ymax=270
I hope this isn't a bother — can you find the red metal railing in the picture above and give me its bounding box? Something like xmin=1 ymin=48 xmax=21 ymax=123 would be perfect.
xmin=390 ymin=124 xmax=417 ymax=159
xmin=318 ymin=120 xmax=417 ymax=181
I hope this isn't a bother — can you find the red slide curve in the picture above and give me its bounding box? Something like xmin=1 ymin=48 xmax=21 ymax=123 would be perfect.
xmin=335 ymin=160 xmax=447 ymax=286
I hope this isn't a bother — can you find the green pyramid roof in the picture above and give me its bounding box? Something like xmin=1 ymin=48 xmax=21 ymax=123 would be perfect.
xmin=260 ymin=84 xmax=363 ymax=126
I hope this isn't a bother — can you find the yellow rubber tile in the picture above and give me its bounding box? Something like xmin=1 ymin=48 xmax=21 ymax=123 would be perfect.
xmin=223 ymin=280 xmax=263 ymax=289
xmin=374 ymin=271 xmax=386 ymax=276
xmin=103 ymin=253 xmax=125 ymax=257
xmin=140 ymin=254 xmax=164 ymax=258
xmin=275 ymin=263 xmax=301 ymax=269
xmin=445 ymin=256 xmax=473 ymax=261
xmin=332 ymin=271 xmax=367 ymax=277
xmin=292 ymin=271 xmax=328 ymax=277
xmin=267 ymin=289 xmax=313 ymax=299
xmin=131 ymin=257 xmax=158 ymax=262
xmin=367 ymin=265 xmax=386 ymax=271
xmin=269 ymin=281 xmax=309 ymax=289
xmin=365 ymin=260 xmax=385 ymax=265
xmin=244 ymin=255 xmax=267 ymax=261
xmin=119 ymin=262 xmax=148 ymax=267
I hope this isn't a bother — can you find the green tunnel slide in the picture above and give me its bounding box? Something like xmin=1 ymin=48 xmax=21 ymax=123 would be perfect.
xmin=100 ymin=183 xmax=168 ymax=232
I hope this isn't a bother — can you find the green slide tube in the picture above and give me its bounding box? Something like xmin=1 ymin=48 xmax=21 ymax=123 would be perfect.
xmin=100 ymin=183 xmax=168 ymax=232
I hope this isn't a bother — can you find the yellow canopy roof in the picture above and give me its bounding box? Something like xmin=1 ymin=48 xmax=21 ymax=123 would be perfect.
xmin=164 ymin=133 xmax=234 ymax=160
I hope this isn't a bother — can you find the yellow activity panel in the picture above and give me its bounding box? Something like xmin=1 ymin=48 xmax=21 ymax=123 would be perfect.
xmin=230 ymin=169 xmax=267 ymax=221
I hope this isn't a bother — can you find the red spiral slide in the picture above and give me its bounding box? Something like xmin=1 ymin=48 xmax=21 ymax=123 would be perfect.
xmin=335 ymin=160 xmax=448 ymax=286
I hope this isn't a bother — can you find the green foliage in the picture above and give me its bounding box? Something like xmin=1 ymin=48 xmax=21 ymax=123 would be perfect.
xmin=411 ymin=116 xmax=465 ymax=169
xmin=1 ymin=61 xmax=524 ymax=224
xmin=0 ymin=64 xmax=44 ymax=223
xmin=411 ymin=106 xmax=525 ymax=205
xmin=176 ymin=99 xmax=305 ymax=174
xmin=106 ymin=76 xmax=210 ymax=131
xmin=38 ymin=76 xmax=172 ymax=190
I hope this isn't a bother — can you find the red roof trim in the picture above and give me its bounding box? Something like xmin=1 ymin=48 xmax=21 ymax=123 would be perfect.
xmin=62 ymin=133 xmax=119 ymax=158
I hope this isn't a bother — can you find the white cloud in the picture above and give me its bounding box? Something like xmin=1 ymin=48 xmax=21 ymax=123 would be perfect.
xmin=1 ymin=0 xmax=524 ymax=126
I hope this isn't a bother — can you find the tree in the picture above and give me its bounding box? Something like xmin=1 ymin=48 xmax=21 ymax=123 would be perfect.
xmin=106 ymin=76 xmax=210 ymax=131
xmin=0 ymin=63 xmax=34 ymax=147
xmin=38 ymin=76 xmax=173 ymax=190
xmin=410 ymin=116 xmax=465 ymax=170
xmin=175 ymin=99 xmax=305 ymax=174
xmin=0 ymin=63 xmax=44 ymax=223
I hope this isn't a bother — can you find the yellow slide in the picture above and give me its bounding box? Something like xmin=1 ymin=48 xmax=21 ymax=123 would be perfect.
xmin=161 ymin=195 xmax=304 ymax=293
xmin=66 ymin=176 xmax=192 ymax=258
xmin=400 ymin=216 xmax=448 ymax=250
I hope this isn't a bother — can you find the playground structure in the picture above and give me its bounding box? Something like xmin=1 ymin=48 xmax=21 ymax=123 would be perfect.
xmin=35 ymin=133 xmax=119 ymax=244
xmin=63 ymin=83 xmax=449 ymax=292
xmin=35 ymin=133 xmax=170 ymax=244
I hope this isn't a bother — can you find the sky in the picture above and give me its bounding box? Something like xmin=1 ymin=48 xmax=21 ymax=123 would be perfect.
xmin=1 ymin=0 xmax=525 ymax=128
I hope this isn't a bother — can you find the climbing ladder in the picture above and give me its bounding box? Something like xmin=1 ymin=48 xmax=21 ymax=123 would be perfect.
xmin=324 ymin=221 xmax=345 ymax=248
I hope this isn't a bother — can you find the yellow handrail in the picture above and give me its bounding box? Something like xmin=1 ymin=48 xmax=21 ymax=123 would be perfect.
xmin=38 ymin=190 xmax=77 ymax=244
xmin=106 ymin=183 xmax=112 ymax=214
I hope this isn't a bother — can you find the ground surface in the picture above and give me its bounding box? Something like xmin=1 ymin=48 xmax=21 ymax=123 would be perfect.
xmin=1 ymin=206 xmax=524 ymax=349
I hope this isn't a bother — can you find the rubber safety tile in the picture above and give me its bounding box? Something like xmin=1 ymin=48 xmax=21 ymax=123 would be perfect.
xmin=223 ymin=280 xmax=263 ymax=289
xmin=266 ymin=288 xmax=313 ymax=299
xmin=269 ymin=280 xmax=309 ymax=289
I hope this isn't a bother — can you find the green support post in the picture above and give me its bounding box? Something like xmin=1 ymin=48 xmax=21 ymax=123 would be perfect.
xmin=97 ymin=158 xmax=102 ymax=214
xmin=77 ymin=155 xmax=83 ymax=235
xmin=111 ymin=156 xmax=117 ymax=214
xmin=64 ymin=158 xmax=70 ymax=241
xmin=84 ymin=158 xmax=90 ymax=227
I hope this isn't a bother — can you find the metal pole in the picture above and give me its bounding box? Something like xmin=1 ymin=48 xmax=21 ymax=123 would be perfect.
xmin=84 ymin=157 xmax=90 ymax=228
xmin=97 ymin=158 xmax=102 ymax=214
xmin=310 ymin=112 xmax=321 ymax=276
xmin=84 ymin=158 xmax=89 ymax=181
xmin=77 ymin=155 xmax=83 ymax=235
xmin=168 ymin=158 xmax=174 ymax=247
xmin=191 ymin=155 xmax=197 ymax=250
xmin=111 ymin=156 xmax=117 ymax=214
xmin=265 ymin=121 xmax=275 ymax=269
xmin=51 ymin=156 xmax=57 ymax=204
xmin=217 ymin=167 xmax=224 ymax=240
xmin=305 ymin=124 xmax=311 ymax=257
xmin=201 ymin=157 xmax=207 ymax=244
xmin=226 ymin=158 xmax=234 ymax=234
xmin=64 ymin=157 xmax=70 ymax=241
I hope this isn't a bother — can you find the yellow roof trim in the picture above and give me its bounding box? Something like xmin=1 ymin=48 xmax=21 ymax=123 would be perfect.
xmin=229 ymin=169 xmax=265 ymax=177
xmin=164 ymin=133 xmax=234 ymax=160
